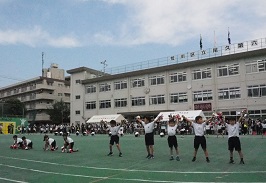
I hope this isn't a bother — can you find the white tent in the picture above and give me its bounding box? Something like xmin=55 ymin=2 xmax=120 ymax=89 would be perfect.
xmin=155 ymin=110 xmax=206 ymax=121
xmin=86 ymin=114 xmax=125 ymax=123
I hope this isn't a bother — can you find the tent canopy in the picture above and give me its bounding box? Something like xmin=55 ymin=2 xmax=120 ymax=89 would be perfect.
xmin=155 ymin=110 xmax=206 ymax=121
xmin=86 ymin=114 xmax=125 ymax=123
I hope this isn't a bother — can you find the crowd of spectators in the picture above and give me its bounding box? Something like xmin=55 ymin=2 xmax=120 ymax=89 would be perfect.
xmin=15 ymin=117 xmax=266 ymax=136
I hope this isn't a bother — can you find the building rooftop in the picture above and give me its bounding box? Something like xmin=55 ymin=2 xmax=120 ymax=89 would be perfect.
xmin=69 ymin=37 xmax=266 ymax=84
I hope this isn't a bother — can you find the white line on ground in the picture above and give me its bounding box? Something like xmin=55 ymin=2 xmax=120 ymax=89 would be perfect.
xmin=0 ymin=163 xmax=264 ymax=183
xmin=0 ymin=156 xmax=265 ymax=174
xmin=0 ymin=177 xmax=28 ymax=183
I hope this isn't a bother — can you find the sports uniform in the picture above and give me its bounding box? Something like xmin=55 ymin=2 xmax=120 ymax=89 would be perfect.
xmin=226 ymin=120 xmax=244 ymax=164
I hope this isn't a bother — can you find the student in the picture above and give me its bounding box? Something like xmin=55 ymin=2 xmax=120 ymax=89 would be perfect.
xmin=21 ymin=136 xmax=33 ymax=150
xmin=205 ymin=122 xmax=212 ymax=137
xmin=262 ymin=121 xmax=266 ymax=138
xmin=10 ymin=135 xmax=23 ymax=149
xmin=62 ymin=133 xmax=78 ymax=153
xmin=43 ymin=135 xmax=58 ymax=151
xmin=106 ymin=120 xmax=123 ymax=157
xmin=136 ymin=115 xmax=162 ymax=159
xmin=225 ymin=117 xmax=245 ymax=164
xmin=182 ymin=115 xmax=211 ymax=163
xmin=167 ymin=116 xmax=180 ymax=161
xmin=217 ymin=123 xmax=224 ymax=138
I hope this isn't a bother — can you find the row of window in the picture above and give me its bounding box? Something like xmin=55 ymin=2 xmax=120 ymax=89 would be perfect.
xmin=83 ymin=85 xmax=266 ymax=110
xmin=84 ymin=59 xmax=266 ymax=93
xmin=0 ymin=82 xmax=67 ymax=97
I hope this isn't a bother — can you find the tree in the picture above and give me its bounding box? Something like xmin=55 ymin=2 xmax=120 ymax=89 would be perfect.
xmin=2 ymin=98 xmax=26 ymax=117
xmin=46 ymin=99 xmax=70 ymax=125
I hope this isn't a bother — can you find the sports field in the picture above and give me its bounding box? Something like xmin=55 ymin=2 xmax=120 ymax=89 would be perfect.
xmin=0 ymin=134 xmax=265 ymax=183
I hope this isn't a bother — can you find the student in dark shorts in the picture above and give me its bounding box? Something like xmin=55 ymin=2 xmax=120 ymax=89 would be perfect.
xmin=136 ymin=115 xmax=162 ymax=159
xmin=167 ymin=116 xmax=180 ymax=161
xmin=225 ymin=117 xmax=244 ymax=164
xmin=105 ymin=120 xmax=123 ymax=157
xmin=183 ymin=115 xmax=213 ymax=163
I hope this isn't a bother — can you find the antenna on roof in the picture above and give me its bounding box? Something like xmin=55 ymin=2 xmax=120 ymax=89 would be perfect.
xmin=100 ymin=60 xmax=107 ymax=75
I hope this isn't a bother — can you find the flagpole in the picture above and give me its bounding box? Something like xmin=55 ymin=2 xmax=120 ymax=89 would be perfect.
xmin=214 ymin=30 xmax=216 ymax=47
xmin=200 ymin=34 xmax=202 ymax=50
xmin=42 ymin=52 xmax=44 ymax=77
xmin=228 ymin=27 xmax=231 ymax=45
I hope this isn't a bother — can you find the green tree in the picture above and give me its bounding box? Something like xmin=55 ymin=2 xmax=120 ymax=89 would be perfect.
xmin=2 ymin=98 xmax=26 ymax=117
xmin=46 ymin=99 xmax=70 ymax=125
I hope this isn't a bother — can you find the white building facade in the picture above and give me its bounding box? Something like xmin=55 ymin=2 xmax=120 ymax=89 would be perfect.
xmin=67 ymin=38 xmax=266 ymax=124
xmin=0 ymin=64 xmax=70 ymax=124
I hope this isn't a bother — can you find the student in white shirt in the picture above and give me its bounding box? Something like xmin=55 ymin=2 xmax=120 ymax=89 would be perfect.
xmin=183 ymin=115 xmax=212 ymax=163
xmin=136 ymin=115 xmax=162 ymax=159
xmin=216 ymin=123 xmax=224 ymax=138
xmin=10 ymin=135 xmax=23 ymax=149
xmin=261 ymin=121 xmax=266 ymax=138
xmin=205 ymin=122 xmax=211 ymax=137
xmin=22 ymin=136 xmax=32 ymax=150
xmin=43 ymin=135 xmax=58 ymax=151
xmin=225 ymin=117 xmax=244 ymax=164
xmin=167 ymin=116 xmax=180 ymax=161
xmin=106 ymin=120 xmax=123 ymax=157
xmin=62 ymin=133 xmax=78 ymax=153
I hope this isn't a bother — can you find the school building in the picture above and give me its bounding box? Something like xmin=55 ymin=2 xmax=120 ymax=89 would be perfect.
xmin=0 ymin=63 xmax=70 ymax=124
xmin=67 ymin=37 xmax=266 ymax=125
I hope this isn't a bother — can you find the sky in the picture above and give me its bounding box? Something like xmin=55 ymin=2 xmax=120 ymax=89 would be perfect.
xmin=0 ymin=0 xmax=266 ymax=87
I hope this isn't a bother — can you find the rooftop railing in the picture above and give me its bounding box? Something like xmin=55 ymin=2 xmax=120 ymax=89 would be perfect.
xmin=105 ymin=37 xmax=266 ymax=75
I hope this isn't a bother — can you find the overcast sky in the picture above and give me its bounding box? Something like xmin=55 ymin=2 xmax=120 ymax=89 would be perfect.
xmin=0 ymin=0 xmax=266 ymax=87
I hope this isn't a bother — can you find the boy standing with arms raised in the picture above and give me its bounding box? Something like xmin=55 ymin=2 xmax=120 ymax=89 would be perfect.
xmin=136 ymin=115 xmax=162 ymax=159
xmin=225 ymin=117 xmax=245 ymax=164
xmin=167 ymin=115 xmax=180 ymax=161
xmin=183 ymin=115 xmax=211 ymax=163
xmin=106 ymin=120 xmax=123 ymax=157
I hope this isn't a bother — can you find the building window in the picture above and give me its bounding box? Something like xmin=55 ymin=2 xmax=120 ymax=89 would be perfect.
xmin=192 ymin=68 xmax=211 ymax=80
xmin=21 ymin=95 xmax=26 ymax=101
xmin=114 ymin=80 xmax=127 ymax=90
xmin=193 ymin=90 xmax=213 ymax=101
xmin=7 ymin=91 xmax=11 ymax=96
xmin=58 ymin=83 xmax=63 ymax=87
xmin=99 ymin=83 xmax=111 ymax=92
xmin=58 ymin=93 xmax=63 ymax=96
xmin=75 ymin=110 xmax=80 ymax=115
xmin=14 ymin=88 xmax=19 ymax=94
xmin=217 ymin=63 xmax=239 ymax=77
xmin=170 ymin=92 xmax=188 ymax=103
xmin=30 ymin=84 xmax=36 ymax=90
xmin=30 ymin=93 xmax=36 ymax=99
xmin=149 ymin=75 xmax=165 ymax=85
xmin=218 ymin=87 xmax=241 ymax=100
xmin=247 ymin=85 xmax=266 ymax=97
xmin=169 ymin=72 xmax=187 ymax=83
xmin=75 ymin=95 xmax=80 ymax=99
xmin=246 ymin=59 xmax=266 ymax=73
xmin=114 ymin=98 xmax=127 ymax=107
xmin=149 ymin=95 xmax=165 ymax=105
xmin=99 ymin=100 xmax=111 ymax=109
xmin=75 ymin=80 xmax=81 ymax=84
xmin=21 ymin=86 xmax=27 ymax=92
xmin=86 ymin=101 xmax=96 ymax=110
xmin=131 ymin=96 xmax=145 ymax=106
xmin=131 ymin=78 xmax=145 ymax=88
xmin=86 ymin=85 xmax=96 ymax=93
